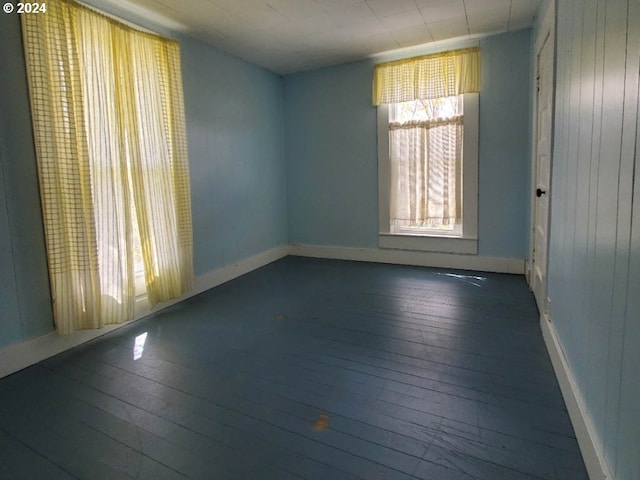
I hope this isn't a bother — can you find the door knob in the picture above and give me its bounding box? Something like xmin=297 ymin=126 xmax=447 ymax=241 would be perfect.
xmin=536 ymin=188 xmax=546 ymax=198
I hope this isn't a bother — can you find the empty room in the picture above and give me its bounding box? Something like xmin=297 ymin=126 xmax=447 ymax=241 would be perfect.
xmin=0 ymin=0 xmax=638 ymax=479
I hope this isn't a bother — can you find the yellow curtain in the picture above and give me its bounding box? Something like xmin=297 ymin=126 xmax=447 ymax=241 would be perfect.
xmin=372 ymin=47 xmax=480 ymax=105
xmin=22 ymin=0 xmax=193 ymax=334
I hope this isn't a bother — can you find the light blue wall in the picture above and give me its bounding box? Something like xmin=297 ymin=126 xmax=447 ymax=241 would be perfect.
xmin=0 ymin=6 xmax=287 ymax=349
xmin=0 ymin=14 xmax=54 ymax=347
xmin=180 ymin=37 xmax=287 ymax=275
xmin=284 ymin=61 xmax=378 ymax=248
xmin=0 ymin=150 xmax=27 ymax=345
xmin=284 ymin=30 xmax=532 ymax=258
xmin=548 ymin=1 xmax=639 ymax=479
xmin=477 ymin=31 xmax=531 ymax=257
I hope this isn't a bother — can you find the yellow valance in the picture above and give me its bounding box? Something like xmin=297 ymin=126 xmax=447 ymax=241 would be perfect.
xmin=372 ymin=47 xmax=480 ymax=105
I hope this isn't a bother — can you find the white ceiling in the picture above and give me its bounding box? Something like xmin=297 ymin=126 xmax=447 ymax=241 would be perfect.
xmin=108 ymin=0 xmax=541 ymax=75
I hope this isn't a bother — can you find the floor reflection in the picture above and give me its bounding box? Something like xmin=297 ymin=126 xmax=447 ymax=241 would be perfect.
xmin=133 ymin=332 xmax=148 ymax=361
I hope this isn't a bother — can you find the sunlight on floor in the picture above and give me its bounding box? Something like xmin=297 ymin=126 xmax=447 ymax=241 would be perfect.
xmin=435 ymin=272 xmax=487 ymax=287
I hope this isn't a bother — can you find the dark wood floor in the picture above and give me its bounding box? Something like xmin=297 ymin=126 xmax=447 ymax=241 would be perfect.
xmin=0 ymin=256 xmax=588 ymax=479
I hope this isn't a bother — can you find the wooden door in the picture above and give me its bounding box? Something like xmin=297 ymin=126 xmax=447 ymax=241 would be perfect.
xmin=532 ymin=28 xmax=554 ymax=313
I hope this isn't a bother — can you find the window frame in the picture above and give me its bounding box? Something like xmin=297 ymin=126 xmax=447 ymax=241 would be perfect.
xmin=377 ymin=92 xmax=479 ymax=254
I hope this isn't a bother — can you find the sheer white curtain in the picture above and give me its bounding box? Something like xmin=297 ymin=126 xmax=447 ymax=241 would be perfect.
xmin=389 ymin=96 xmax=463 ymax=232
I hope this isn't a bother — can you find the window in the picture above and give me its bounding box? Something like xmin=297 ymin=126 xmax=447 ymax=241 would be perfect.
xmin=378 ymin=93 xmax=478 ymax=254
xmin=22 ymin=0 xmax=193 ymax=334
xmin=390 ymin=95 xmax=463 ymax=236
xmin=373 ymin=48 xmax=480 ymax=254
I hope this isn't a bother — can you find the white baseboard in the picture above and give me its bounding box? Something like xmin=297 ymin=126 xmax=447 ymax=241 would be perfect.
xmin=192 ymin=245 xmax=288 ymax=296
xmin=0 ymin=243 xmax=521 ymax=379
xmin=289 ymin=244 xmax=525 ymax=274
xmin=540 ymin=313 xmax=613 ymax=480
xmin=0 ymin=244 xmax=289 ymax=379
xmin=524 ymin=259 xmax=532 ymax=285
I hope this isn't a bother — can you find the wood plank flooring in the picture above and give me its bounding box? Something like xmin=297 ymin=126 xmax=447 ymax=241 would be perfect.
xmin=0 ymin=256 xmax=588 ymax=479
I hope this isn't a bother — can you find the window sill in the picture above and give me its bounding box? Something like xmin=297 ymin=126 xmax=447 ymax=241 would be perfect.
xmin=379 ymin=233 xmax=478 ymax=254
